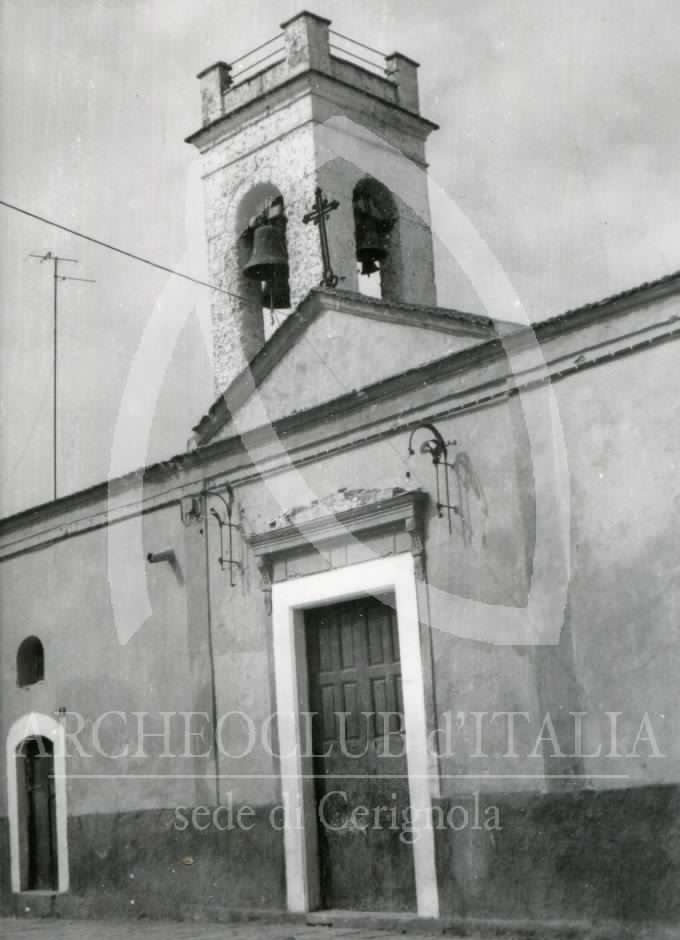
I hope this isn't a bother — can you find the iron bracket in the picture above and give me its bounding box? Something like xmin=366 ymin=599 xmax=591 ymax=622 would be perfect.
xmin=206 ymin=487 xmax=242 ymax=586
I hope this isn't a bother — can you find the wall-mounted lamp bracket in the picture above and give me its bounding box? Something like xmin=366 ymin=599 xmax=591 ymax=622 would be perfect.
xmin=206 ymin=487 xmax=242 ymax=586
xmin=406 ymin=422 xmax=460 ymax=533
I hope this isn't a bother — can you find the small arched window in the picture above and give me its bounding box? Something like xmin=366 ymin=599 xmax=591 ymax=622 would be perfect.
xmin=17 ymin=636 xmax=44 ymax=688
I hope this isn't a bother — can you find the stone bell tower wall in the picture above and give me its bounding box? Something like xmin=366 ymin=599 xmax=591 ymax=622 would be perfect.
xmin=187 ymin=11 xmax=439 ymax=394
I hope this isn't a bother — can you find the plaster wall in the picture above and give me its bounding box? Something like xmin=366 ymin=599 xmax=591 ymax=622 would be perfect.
xmin=427 ymin=326 xmax=680 ymax=922
xmin=0 ymin=503 xmax=216 ymax=817
xmin=555 ymin=334 xmax=680 ymax=783
xmin=424 ymin=339 xmax=680 ymax=797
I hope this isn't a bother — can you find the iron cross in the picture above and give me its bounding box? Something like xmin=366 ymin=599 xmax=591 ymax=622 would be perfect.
xmin=302 ymin=186 xmax=340 ymax=288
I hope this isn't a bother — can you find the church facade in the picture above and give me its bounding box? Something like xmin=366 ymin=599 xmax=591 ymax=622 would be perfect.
xmin=1 ymin=11 xmax=678 ymax=929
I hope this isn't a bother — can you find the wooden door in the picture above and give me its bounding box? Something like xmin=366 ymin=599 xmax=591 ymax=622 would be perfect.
xmin=21 ymin=737 xmax=57 ymax=891
xmin=305 ymin=594 xmax=416 ymax=911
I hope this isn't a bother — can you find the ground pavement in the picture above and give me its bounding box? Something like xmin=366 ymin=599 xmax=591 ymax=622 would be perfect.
xmin=0 ymin=920 xmax=468 ymax=940
xmin=2 ymin=918 xmax=680 ymax=940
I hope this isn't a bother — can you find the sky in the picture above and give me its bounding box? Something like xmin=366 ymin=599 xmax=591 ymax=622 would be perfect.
xmin=1 ymin=0 xmax=679 ymax=517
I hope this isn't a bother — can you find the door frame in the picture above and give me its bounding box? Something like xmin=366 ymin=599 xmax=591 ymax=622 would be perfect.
xmin=272 ymin=553 xmax=439 ymax=917
xmin=7 ymin=712 xmax=69 ymax=894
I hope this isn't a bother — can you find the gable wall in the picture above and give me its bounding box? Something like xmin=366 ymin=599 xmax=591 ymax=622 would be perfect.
xmin=219 ymin=308 xmax=483 ymax=437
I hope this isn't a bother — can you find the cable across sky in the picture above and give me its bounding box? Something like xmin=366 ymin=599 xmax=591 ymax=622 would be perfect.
xmin=0 ymin=197 xmax=256 ymax=305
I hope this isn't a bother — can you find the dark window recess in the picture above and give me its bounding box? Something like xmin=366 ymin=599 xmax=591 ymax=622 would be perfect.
xmin=17 ymin=736 xmax=58 ymax=890
xmin=17 ymin=636 xmax=45 ymax=688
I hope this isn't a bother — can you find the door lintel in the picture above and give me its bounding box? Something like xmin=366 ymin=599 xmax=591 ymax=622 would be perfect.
xmin=251 ymin=488 xmax=428 ymax=613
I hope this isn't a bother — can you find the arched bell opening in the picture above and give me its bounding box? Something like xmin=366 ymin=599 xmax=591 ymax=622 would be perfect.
xmin=236 ymin=183 xmax=292 ymax=338
xmin=353 ymin=177 xmax=398 ymax=301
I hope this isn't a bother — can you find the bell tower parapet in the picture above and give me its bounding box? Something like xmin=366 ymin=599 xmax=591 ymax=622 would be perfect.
xmin=282 ymin=10 xmax=332 ymax=76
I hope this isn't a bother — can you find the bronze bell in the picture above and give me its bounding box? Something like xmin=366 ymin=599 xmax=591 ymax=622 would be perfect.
xmin=356 ymin=218 xmax=388 ymax=276
xmin=243 ymin=222 xmax=290 ymax=307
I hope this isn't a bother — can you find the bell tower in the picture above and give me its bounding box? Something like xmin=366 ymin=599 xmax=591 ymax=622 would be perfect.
xmin=187 ymin=11 xmax=439 ymax=393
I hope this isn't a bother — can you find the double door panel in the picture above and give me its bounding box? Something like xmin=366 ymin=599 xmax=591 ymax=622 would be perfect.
xmin=305 ymin=594 xmax=416 ymax=911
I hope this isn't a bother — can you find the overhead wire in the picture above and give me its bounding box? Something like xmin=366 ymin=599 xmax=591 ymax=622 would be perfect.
xmin=0 ymin=198 xmax=258 ymax=306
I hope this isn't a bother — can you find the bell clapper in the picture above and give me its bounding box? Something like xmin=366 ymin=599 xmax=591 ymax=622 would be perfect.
xmin=268 ymin=283 xmax=278 ymax=328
